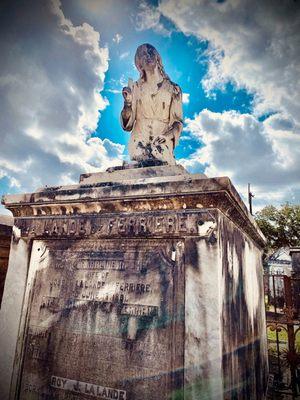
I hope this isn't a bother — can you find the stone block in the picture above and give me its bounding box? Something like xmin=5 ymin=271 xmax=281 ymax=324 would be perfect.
xmin=0 ymin=166 xmax=268 ymax=399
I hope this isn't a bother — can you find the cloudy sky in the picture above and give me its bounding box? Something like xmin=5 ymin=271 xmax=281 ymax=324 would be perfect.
xmin=0 ymin=0 xmax=299 ymax=213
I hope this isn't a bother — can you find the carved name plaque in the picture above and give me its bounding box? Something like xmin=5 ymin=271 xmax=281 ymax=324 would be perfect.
xmin=15 ymin=210 xmax=217 ymax=240
xmin=17 ymin=238 xmax=184 ymax=399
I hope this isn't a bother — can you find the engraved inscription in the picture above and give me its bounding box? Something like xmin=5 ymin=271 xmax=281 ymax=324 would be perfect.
xmin=76 ymin=259 xmax=125 ymax=271
xmin=15 ymin=210 xmax=217 ymax=239
xmin=120 ymin=304 xmax=158 ymax=317
xmin=18 ymin=239 xmax=183 ymax=399
xmin=51 ymin=376 xmax=126 ymax=400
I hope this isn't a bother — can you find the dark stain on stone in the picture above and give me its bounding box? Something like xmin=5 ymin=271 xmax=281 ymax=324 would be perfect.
xmin=221 ymin=215 xmax=268 ymax=399
xmin=185 ymin=239 xmax=199 ymax=270
xmin=136 ymin=315 xmax=155 ymax=340
xmin=207 ymin=232 xmax=217 ymax=245
xmin=119 ymin=314 xmax=130 ymax=337
xmin=156 ymin=145 xmax=162 ymax=154
xmin=140 ymin=265 xmax=148 ymax=275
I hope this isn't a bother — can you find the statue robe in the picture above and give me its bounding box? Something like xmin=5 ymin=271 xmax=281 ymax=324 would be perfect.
xmin=121 ymin=77 xmax=183 ymax=165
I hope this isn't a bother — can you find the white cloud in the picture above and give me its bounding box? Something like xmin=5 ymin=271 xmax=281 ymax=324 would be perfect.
xmin=112 ymin=33 xmax=123 ymax=44
xmin=158 ymin=0 xmax=300 ymax=206
xmin=159 ymin=0 xmax=300 ymax=125
xmin=0 ymin=0 xmax=124 ymax=197
xmin=119 ymin=74 xmax=128 ymax=88
xmin=106 ymin=89 xmax=122 ymax=94
xmin=120 ymin=51 xmax=130 ymax=60
xmin=135 ymin=1 xmax=171 ymax=37
xmin=180 ymin=109 xmax=300 ymax=207
xmin=182 ymin=93 xmax=190 ymax=104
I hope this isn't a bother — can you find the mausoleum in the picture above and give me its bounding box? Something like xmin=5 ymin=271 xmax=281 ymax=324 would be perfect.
xmin=0 ymin=44 xmax=268 ymax=400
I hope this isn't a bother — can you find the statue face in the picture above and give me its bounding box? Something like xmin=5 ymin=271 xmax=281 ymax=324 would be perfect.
xmin=135 ymin=44 xmax=158 ymax=72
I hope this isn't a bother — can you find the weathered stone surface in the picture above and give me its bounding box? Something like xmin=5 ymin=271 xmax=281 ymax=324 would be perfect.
xmin=1 ymin=170 xmax=264 ymax=249
xmin=0 ymin=237 xmax=31 ymax=400
xmin=16 ymin=239 xmax=184 ymax=400
xmin=0 ymin=165 xmax=268 ymax=399
xmin=79 ymin=164 xmax=192 ymax=185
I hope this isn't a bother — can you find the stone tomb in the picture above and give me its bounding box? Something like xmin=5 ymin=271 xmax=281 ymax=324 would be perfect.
xmin=0 ymin=165 xmax=268 ymax=399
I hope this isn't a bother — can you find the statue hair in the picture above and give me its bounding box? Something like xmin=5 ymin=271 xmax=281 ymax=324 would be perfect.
xmin=135 ymin=44 xmax=170 ymax=82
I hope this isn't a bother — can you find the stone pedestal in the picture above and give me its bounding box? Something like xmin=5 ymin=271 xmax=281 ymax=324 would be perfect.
xmin=290 ymin=247 xmax=300 ymax=276
xmin=0 ymin=165 xmax=268 ymax=400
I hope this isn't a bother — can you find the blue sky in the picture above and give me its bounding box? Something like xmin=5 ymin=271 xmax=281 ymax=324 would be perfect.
xmin=98 ymin=28 xmax=253 ymax=160
xmin=0 ymin=0 xmax=299 ymax=214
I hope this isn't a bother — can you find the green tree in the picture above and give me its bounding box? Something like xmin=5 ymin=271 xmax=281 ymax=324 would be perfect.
xmin=255 ymin=204 xmax=300 ymax=255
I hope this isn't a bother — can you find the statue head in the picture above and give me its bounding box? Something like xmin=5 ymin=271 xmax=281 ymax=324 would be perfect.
xmin=134 ymin=43 xmax=169 ymax=81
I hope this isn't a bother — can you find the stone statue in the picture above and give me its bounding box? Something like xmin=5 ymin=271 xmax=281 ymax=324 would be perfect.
xmin=121 ymin=43 xmax=183 ymax=166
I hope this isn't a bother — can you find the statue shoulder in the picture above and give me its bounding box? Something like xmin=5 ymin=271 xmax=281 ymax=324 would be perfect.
xmin=174 ymin=83 xmax=182 ymax=97
xmin=169 ymin=80 xmax=182 ymax=99
xmin=161 ymin=79 xmax=181 ymax=97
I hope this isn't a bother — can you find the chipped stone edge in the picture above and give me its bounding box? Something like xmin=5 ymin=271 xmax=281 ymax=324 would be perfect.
xmin=1 ymin=176 xmax=266 ymax=248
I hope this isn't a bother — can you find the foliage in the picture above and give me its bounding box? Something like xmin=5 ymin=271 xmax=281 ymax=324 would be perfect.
xmin=254 ymin=204 xmax=300 ymax=255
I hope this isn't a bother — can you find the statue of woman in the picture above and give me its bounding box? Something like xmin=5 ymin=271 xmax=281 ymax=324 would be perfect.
xmin=120 ymin=43 xmax=183 ymax=166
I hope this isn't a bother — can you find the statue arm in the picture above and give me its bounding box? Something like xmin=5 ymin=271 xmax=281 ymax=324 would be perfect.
xmin=164 ymin=85 xmax=183 ymax=147
xmin=120 ymin=85 xmax=136 ymax=132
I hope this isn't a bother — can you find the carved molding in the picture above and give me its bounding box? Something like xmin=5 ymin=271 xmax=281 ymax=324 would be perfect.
xmin=14 ymin=210 xmax=218 ymax=243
